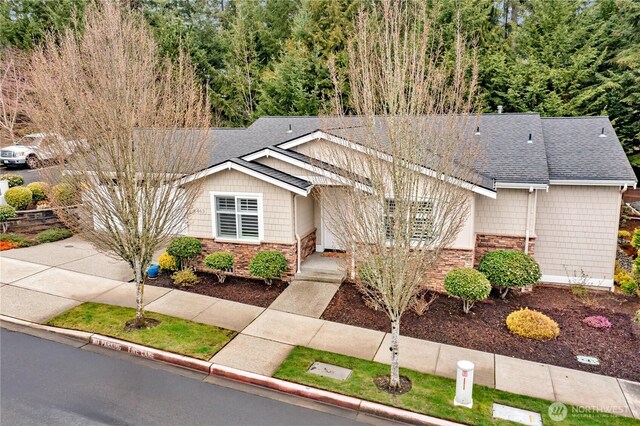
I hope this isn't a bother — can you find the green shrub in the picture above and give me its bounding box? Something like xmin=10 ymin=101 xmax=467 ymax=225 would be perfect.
xmin=249 ymin=250 xmax=288 ymax=285
xmin=0 ymin=174 xmax=24 ymax=188
xmin=27 ymin=182 xmax=50 ymax=202
xmin=166 ymin=237 xmax=202 ymax=269
xmin=171 ymin=269 xmax=199 ymax=287
xmin=0 ymin=233 xmax=34 ymax=247
xmin=618 ymin=230 xmax=631 ymax=241
xmin=444 ymin=268 xmax=491 ymax=314
xmin=0 ymin=205 xmax=16 ymax=233
xmin=4 ymin=186 xmax=32 ymax=210
xmin=633 ymin=229 xmax=640 ymax=248
xmin=51 ymin=183 xmax=76 ymax=206
xmin=477 ymin=250 xmax=541 ymax=299
xmin=620 ymin=279 xmax=639 ymax=297
xmin=35 ymin=227 xmax=72 ymax=244
xmin=158 ymin=252 xmax=178 ymax=272
xmin=204 ymin=252 xmax=234 ymax=283
xmin=506 ymin=308 xmax=560 ymax=340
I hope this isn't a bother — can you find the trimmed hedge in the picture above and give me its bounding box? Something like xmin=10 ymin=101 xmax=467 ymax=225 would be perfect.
xmin=35 ymin=227 xmax=72 ymax=243
xmin=0 ymin=174 xmax=24 ymax=188
xmin=478 ymin=250 xmax=541 ymax=298
xmin=27 ymin=181 xmax=50 ymax=202
xmin=506 ymin=308 xmax=559 ymax=340
xmin=171 ymin=269 xmax=199 ymax=287
xmin=51 ymin=183 xmax=76 ymax=206
xmin=204 ymin=252 xmax=234 ymax=283
xmin=4 ymin=186 xmax=32 ymax=210
xmin=249 ymin=250 xmax=287 ymax=285
xmin=167 ymin=237 xmax=202 ymax=269
xmin=0 ymin=205 xmax=16 ymax=232
xmin=444 ymin=268 xmax=491 ymax=314
xmin=158 ymin=252 xmax=178 ymax=272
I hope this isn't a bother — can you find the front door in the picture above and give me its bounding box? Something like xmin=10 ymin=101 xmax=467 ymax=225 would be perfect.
xmin=321 ymin=188 xmax=344 ymax=251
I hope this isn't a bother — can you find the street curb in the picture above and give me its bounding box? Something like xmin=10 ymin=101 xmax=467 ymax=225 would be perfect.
xmin=1 ymin=318 xmax=462 ymax=426
xmin=93 ymin=335 xmax=460 ymax=425
xmin=0 ymin=315 xmax=94 ymax=341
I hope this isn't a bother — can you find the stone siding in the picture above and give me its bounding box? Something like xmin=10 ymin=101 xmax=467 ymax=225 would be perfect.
xmin=474 ymin=234 xmax=535 ymax=266
xmin=199 ymin=238 xmax=297 ymax=280
xmin=422 ymin=249 xmax=475 ymax=292
xmin=299 ymin=229 xmax=316 ymax=262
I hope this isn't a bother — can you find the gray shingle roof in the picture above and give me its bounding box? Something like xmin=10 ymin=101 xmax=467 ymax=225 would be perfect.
xmin=201 ymin=113 xmax=635 ymax=191
xmin=230 ymin=158 xmax=312 ymax=190
xmin=269 ymin=146 xmax=372 ymax=186
xmin=541 ymin=117 xmax=636 ymax=182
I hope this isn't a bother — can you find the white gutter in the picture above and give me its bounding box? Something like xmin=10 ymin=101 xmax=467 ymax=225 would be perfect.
xmin=495 ymin=182 xmax=549 ymax=190
xmin=549 ymin=179 xmax=637 ymax=187
xmin=293 ymin=194 xmax=302 ymax=274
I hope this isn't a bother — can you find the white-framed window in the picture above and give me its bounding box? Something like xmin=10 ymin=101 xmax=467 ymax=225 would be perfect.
xmin=384 ymin=198 xmax=434 ymax=242
xmin=211 ymin=192 xmax=263 ymax=241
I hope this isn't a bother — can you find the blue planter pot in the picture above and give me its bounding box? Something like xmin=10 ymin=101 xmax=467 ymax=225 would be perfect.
xmin=147 ymin=263 xmax=160 ymax=279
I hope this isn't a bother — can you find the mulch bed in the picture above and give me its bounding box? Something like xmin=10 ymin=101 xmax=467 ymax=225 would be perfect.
xmin=148 ymin=271 xmax=287 ymax=308
xmin=322 ymin=283 xmax=640 ymax=382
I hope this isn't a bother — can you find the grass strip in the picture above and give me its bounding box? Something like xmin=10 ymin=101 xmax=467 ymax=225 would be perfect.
xmin=47 ymin=302 xmax=236 ymax=360
xmin=274 ymin=347 xmax=637 ymax=426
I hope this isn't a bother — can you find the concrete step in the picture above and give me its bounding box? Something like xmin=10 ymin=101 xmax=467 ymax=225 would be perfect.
xmin=294 ymin=270 xmax=345 ymax=284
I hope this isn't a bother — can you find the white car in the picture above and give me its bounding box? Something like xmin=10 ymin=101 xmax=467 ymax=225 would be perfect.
xmin=0 ymin=133 xmax=69 ymax=169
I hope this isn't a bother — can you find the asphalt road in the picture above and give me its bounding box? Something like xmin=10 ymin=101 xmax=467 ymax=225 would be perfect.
xmin=0 ymin=164 xmax=62 ymax=184
xmin=0 ymin=329 xmax=364 ymax=426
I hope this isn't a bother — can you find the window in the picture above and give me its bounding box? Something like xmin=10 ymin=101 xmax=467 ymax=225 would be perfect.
xmin=384 ymin=198 xmax=434 ymax=242
xmin=214 ymin=194 xmax=262 ymax=240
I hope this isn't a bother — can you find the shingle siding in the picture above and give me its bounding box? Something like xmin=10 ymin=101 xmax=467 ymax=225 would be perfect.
xmin=474 ymin=189 xmax=530 ymax=236
xmin=534 ymin=185 xmax=621 ymax=280
xmin=186 ymin=169 xmax=294 ymax=244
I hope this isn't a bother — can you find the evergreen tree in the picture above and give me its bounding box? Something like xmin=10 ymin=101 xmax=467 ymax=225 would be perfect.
xmin=0 ymin=0 xmax=85 ymax=50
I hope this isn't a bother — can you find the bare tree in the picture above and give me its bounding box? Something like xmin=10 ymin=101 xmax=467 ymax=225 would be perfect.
xmin=318 ymin=1 xmax=484 ymax=390
xmin=0 ymin=49 xmax=29 ymax=146
xmin=28 ymin=1 xmax=211 ymax=328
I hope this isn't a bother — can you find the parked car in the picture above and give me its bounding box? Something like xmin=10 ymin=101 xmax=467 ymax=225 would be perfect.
xmin=0 ymin=133 xmax=79 ymax=169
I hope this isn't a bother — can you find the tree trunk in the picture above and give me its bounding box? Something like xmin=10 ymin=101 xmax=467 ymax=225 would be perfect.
xmin=500 ymin=286 xmax=510 ymax=299
xmin=463 ymin=299 xmax=472 ymax=314
xmin=390 ymin=318 xmax=401 ymax=389
xmin=133 ymin=259 xmax=146 ymax=327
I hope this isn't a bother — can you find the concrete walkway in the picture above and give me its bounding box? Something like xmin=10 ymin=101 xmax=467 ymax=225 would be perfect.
xmin=1 ymin=241 xmax=639 ymax=419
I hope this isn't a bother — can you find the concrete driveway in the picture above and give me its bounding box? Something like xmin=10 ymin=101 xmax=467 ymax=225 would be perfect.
xmin=1 ymin=236 xmax=133 ymax=282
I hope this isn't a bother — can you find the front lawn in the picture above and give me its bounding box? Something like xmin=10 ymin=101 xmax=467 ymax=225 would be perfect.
xmin=47 ymin=302 xmax=236 ymax=360
xmin=275 ymin=347 xmax=637 ymax=426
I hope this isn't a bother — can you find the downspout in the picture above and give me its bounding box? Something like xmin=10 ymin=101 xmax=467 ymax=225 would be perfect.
xmin=525 ymin=186 xmax=533 ymax=254
xmin=293 ymin=194 xmax=302 ymax=274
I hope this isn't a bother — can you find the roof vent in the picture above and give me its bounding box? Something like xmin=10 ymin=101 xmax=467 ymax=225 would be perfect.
xmin=527 ymin=133 xmax=532 ymax=144
xmin=497 ymin=105 xmax=503 ymax=114
xmin=475 ymin=126 xmax=481 ymax=136
xmin=286 ymin=124 xmax=293 ymax=134
xmin=599 ymin=127 xmax=607 ymax=138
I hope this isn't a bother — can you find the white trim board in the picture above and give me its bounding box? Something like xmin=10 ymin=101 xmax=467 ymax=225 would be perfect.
xmin=244 ymin=148 xmax=372 ymax=192
xmin=178 ymin=161 xmax=310 ymax=196
xmin=541 ymin=274 xmax=613 ymax=289
xmin=275 ymin=130 xmax=497 ymax=199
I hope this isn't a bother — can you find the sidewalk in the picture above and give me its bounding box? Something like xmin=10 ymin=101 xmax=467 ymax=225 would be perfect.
xmin=1 ymin=244 xmax=639 ymax=419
